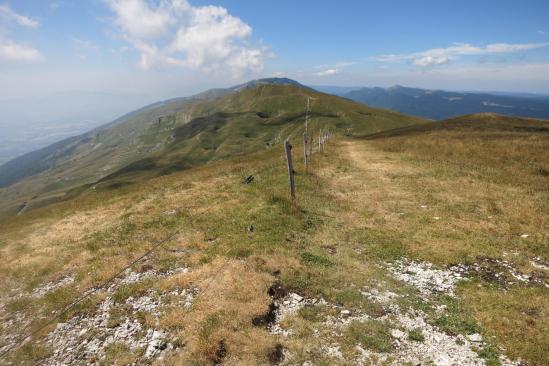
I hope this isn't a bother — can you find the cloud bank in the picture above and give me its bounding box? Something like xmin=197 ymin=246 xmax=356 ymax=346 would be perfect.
xmin=374 ymin=42 xmax=549 ymax=67
xmin=105 ymin=0 xmax=270 ymax=75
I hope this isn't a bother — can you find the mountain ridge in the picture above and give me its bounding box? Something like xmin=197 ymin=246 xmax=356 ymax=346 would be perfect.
xmin=314 ymin=85 xmax=549 ymax=120
xmin=0 ymin=78 xmax=426 ymax=218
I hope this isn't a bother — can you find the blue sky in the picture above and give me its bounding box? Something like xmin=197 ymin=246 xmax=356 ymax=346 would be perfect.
xmin=2 ymin=0 xmax=549 ymax=101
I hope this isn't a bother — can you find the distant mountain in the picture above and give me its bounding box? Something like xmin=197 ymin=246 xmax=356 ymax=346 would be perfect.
xmin=328 ymin=85 xmax=549 ymax=120
xmin=310 ymin=85 xmax=362 ymax=95
xmin=0 ymin=78 xmax=426 ymax=218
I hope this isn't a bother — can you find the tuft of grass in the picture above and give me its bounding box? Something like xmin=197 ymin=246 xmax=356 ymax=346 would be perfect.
xmin=10 ymin=343 xmax=52 ymax=365
xmin=477 ymin=343 xmax=503 ymax=366
xmin=298 ymin=305 xmax=325 ymax=322
xmin=6 ymin=296 xmax=34 ymax=313
xmin=198 ymin=314 xmax=221 ymax=342
xmin=103 ymin=342 xmax=139 ymax=365
xmin=408 ymin=328 xmax=425 ymax=342
xmin=300 ymin=252 xmax=333 ymax=267
xmin=111 ymin=279 xmax=155 ymax=304
xmin=431 ymin=296 xmax=480 ymax=336
xmin=344 ymin=319 xmax=393 ymax=353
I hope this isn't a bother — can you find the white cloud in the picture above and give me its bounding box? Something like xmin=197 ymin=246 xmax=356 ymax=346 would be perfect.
xmin=413 ymin=55 xmax=450 ymax=67
xmin=315 ymin=61 xmax=358 ymax=69
xmin=0 ymin=4 xmax=42 ymax=63
xmin=374 ymin=42 xmax=549 ymax=67
xmin=537 ymin=30 xmax=547 ymax=35
xmin=0 ymin=4 xmax=40 ymax=28
xmin=0 ymin=39 xmax=43 ymax=62
xmin=105 ymin=0 xmax=269 ymax=75
xmin=313 ymin=68 xmax=341 ymax=76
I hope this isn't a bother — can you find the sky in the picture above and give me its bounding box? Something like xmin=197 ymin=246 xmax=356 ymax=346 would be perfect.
xmin=2 ymin=0 xmax=549 ymax=98
xmin=1 ymin=0 xmax=549 ymax=157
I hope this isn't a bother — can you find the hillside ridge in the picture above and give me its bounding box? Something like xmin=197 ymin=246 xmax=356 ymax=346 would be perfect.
xmin=0 ymin=79 xmax=425 ymax=219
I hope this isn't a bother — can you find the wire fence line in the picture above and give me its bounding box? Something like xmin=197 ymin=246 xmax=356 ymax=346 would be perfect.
xmin=283 ymin=95 xmax=333 ymax=209
xmin=1 ymin=143 xmax=296 ymax=359
xmin=0 ymin=94 xmax=331 ymax=359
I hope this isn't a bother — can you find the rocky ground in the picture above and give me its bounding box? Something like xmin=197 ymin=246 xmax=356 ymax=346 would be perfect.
xmin=0 ymin=266 xmax=196 ymax=365
xmin=251 ymin=257 xmax=539 ymax=366
xmin=1 ymin=255 xmax=545 ymax=365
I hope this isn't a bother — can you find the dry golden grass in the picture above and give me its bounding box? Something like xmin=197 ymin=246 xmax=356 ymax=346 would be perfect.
xmin=158 ymin=258 xmax=275 ymax=365
xmin=359 ymin=119 xmax=548 ymax=365
xmin=462 ymin=285 xmax=549 ymax=364
xmin=1 ymin=118 xmax=547 ymax=365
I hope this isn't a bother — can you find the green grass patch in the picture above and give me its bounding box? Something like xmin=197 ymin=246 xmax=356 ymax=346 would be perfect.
xmin=300 ymin=252 xmax=333 ymax=267
xmin=345 ymin=319 xmax=393 ymax=353
xmin=408 ymin=328 xmax=425 ymax=342
xmin=199 ymin=314 xmax=221 ymax=342
xmin=6 ymin=296 xmax=34 ymax=313
xmin=11 ymin=342 xmax=52 ymax=365
xmin=431 ymin=296 xmax=480 ymax=335
xmin=298 ymin=305 xmax=325 ymax=322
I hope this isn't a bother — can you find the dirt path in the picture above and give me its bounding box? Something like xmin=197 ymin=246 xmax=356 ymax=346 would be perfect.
xmin=320 ymin=139 xmax=418 ymax=234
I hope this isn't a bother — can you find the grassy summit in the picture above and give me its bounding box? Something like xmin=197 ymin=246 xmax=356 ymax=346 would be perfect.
xmin=0 ymin=79 xmax=425 ymax=219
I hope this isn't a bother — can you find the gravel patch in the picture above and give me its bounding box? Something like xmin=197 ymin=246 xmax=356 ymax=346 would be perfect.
xmin=32 ymin=275 xmax=76 ymax=298
xmin=42 ymin=267 xmax=193 ymax=365
xmin=269 ymin=293 xmax=326 ymax=336
xmin=387 ymin=259 xmax=466 ymax=296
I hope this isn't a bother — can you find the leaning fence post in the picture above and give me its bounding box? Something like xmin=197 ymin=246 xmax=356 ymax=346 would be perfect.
xmin=284 ymin=139 xmax=296 ymax=208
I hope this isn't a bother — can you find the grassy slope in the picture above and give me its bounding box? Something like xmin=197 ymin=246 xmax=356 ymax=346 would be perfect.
xmin=0 ymin=84 xmax=425 ymax=220
xmin=364 ymin=113 xmax=548 ymax=364
xmin=0 ymin=113 xmax=547 ymax=365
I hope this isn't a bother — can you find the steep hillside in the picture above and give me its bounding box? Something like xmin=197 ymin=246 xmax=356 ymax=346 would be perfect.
xmin=0 ymin=79 xmax=426 ymax=219
xmin=0 ymin=113 xmax=546 ymax=365
xmin=339 ymin=85 xmax=549 ymax=120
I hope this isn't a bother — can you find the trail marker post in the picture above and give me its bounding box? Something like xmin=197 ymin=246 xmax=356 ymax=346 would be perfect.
xmin=284 ymin=140 xmax=296 ymax=208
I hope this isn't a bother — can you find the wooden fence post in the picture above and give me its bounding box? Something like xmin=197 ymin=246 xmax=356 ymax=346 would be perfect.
xmin=284 ymin=140 xmax=296 ymax=208
xmin=303 ymin=133 xmax=308 ymax=168
xmin=318 ymin=129 xmax=322 ymax=153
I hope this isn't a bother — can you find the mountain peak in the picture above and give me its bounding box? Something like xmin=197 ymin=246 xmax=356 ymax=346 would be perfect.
xmin=231 ymin=77 xmax=305 ymax=91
